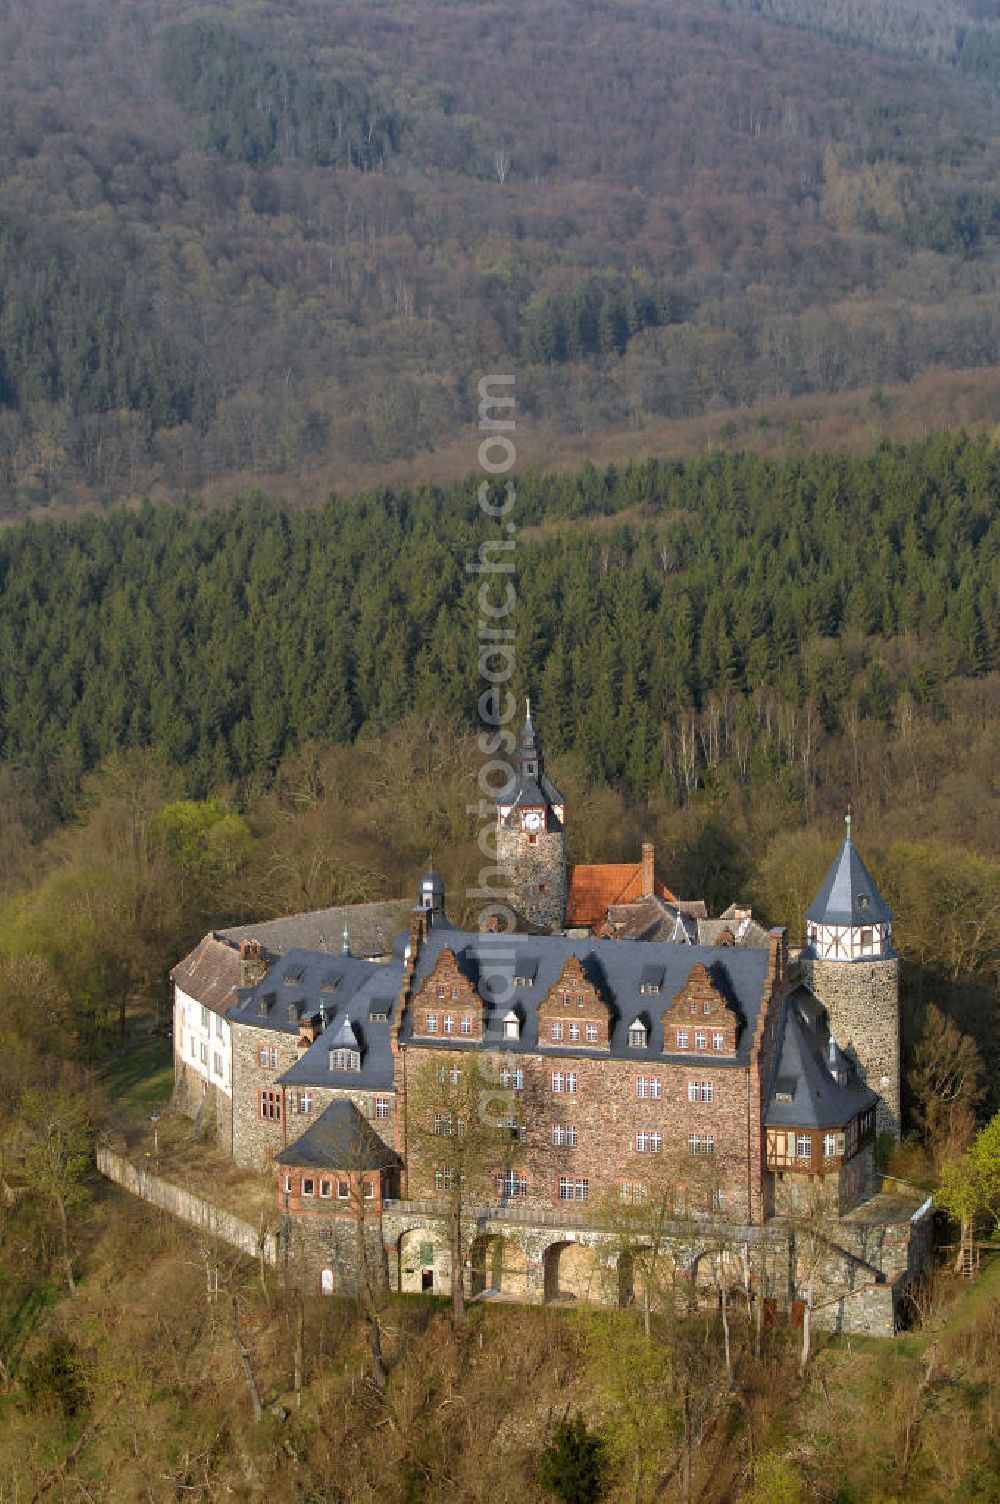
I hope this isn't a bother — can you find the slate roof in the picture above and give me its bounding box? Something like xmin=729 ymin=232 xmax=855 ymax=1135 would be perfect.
xmin=764 ymin=986 xmax=876 ymax=1129
xmin=566 ymin=865 xmax=677 ymax=929
xmin=276 ymin=956 xmax=405 ymax=1091
xmin=228 ymin=948 xmax=386 ymax=1040
xmin=401 ymin=927 xmax=773 ymax=1067
xmin=605 ymin=894 xmax=695 ymax=943
xmin=170 ymin=934 xmax=243 ymax=1018
xmin=805 ymin=835 xmax=892 ymax=927
xmin=698 ymin=912 xmax=773 ymax=949
xmin=220 ymin=899 xmax=412 ymax=960
xmin=275 ymin=1099 xmax=400 ymax=1171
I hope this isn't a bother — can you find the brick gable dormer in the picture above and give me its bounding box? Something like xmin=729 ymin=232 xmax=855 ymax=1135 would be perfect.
xmin=537 ymin=953 xmax=613 ymax=1049
xmin=661 ymin=962 xmax=739 ymax=1055
xmin=411 ymin=947 xmax=484 ymax=1040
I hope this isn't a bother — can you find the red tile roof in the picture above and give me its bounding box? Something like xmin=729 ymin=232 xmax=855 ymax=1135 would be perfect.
xmin=565 ymin=864 xmax=676 ymax=928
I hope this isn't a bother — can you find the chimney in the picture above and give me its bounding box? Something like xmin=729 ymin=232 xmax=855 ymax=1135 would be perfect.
xmin=641 ymin=842 xmax=655 ymax=898
xmin=239 ymin=938 xmax=268 ymax=988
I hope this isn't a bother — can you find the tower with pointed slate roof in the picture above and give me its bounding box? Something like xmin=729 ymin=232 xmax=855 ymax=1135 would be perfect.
xmin=496 ymin=703 xmax=567 ymax=931
xmin=798 ymin=814 xmax=900 ymax=1138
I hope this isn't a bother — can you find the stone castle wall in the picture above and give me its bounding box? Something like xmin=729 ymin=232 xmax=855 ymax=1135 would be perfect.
xmin=231 ymin=1022 xmax=303 ymax=1168
xmin=496 ymin=825 xmax=566 ymax=930
xmin=798 ymin=955 xmax=900 ymax=1139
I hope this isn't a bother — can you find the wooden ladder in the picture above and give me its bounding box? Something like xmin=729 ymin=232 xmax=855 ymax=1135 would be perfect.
xmin=959 ymin=1241 xmax=980 ymax=1279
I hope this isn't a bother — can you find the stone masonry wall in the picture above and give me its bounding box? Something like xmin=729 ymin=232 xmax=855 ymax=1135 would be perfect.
xmin=798 ymin=956 xmax=900 ymax=1138
xmin=231 ymin=1022 xmax=303 ymax=1168
xmin=497 ymin=825 xmax=566 ymax=930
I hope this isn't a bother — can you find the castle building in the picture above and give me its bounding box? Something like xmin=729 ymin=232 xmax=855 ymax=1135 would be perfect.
xmin=162 ymin=712 xmax=922 ymax=1329
xmin=798 ymin=815 xmax=900 ymax=1139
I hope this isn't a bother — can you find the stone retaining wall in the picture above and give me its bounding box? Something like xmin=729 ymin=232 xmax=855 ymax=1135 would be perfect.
xmin=97 ymin=1144 xmax=280 ymax=1266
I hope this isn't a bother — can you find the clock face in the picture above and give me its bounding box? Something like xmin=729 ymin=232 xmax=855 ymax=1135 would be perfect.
xmin=524 ymin=810 xmax=543 ymax=832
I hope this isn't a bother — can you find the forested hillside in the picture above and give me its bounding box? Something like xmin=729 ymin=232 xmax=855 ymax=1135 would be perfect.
xmin=4 ymin=0 xmax=1000 ymax=512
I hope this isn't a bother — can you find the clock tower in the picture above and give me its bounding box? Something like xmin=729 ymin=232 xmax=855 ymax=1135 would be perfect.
xmin=496 ymin=703 xmax=567 ymax=931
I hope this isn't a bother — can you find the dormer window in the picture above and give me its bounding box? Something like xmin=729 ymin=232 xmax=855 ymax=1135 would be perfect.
xmin=503 ymin=1010 xmax=520 ymax=1040
xmin=330 ymin=1047 xmax=361 ymax=1072
xmin=628 ymin=1021 xmax=648 ymax=1049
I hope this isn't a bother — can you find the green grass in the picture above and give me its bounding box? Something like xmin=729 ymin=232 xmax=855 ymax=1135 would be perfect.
xmin=100 ymin=1037 xmax=172 ymax=1115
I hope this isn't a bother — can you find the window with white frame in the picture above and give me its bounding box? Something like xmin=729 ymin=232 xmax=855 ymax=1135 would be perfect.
xmin=636 ymin=1076 xmax=662 ymax=1099
xmin=425 ymin=1012 xmax=438 ymax=1033
xmin=694 ymin=1030 xmax=707 ymax=1050
xmin=460 ymin=1015 xmax=472 ymax=1035
xmin=619 ymin=1182 xmax=646 ymax=1204
xmin=297 ymin=1090 xmax=313 ymax=1113
xmin=688 ymin=1133 xmax=714 ymax=1156
xmin=190 ymin=1037 xmax=196 ymax=1059
xmin=796 ymin=1134 xmax=812 ymax=1158
xmin=258 ymin=1043 xmax=278 ymax=1069
xmin=213 ymin=1052 xmax=223 ymax=1077
xmin=199 ymin=1041 xmax=208 ymax=1065
xmin=628 ymin=1022 xmax=647 ymax=1048
xmin=215 ymin=1014 xmax=224 ymax=1038
xmin=636 ymin=1130 xmax=662 ymax=1153
xmin=374 ymin=1097 xmax=391 ymax=1120
xmin=363 ymin=1179 xmax=376 ymax=1200
xmin=319 ymin=1179 xmax=332 ymax=1198
xmin=676 ymin=1029 xmax=689 ymax=1048
xmin=302 ymin=1177 xmax=315 ymax=1197
xmin=585 ymin=1023 xmax=598 ymax=1043
xmin=551 ymin=1020 xmax=564 ymax=1041
xmin=568 ymin=1021 xmax=580 ymax=1041
xmin=337 ymin=1179 xmax=349 ymax=1199
xmin=443 ymin=1014 xmax=454 ymax=1034
xmin=497 ymin=1170 xmax=527 ymax=1198
xmin=434 ymin=1112 xmax=461 ymax=1136
xmin=437 ymin=984 xmax=446 ymax=1000
xmin=435 ymin=1169 xmax=454 ymax=1191
xmin=558 ymin=1176 xmax=588 ymax=1201
xmin=436 ymin=1064 xmax=461 ymax=1086
xmin=501 ymin=1067 xmax=524 ymax=1090
xmin=552 ymin=1124 xmax=578 ymax=1147
xmin=551 ymin=1071 xmax=576 ymax=1093
xmin=712 ymin=1031 xmax=725 ymax=1051
xmin=688 ymin=1081 xmax=713 ymax=1103
xmin=503 ymin=1013 xmax=519 ymax=1040
xmin=201 ymin=1005 xmax=209 ymax=1030
xmin=823 ymin=1132 xmax=844 ymax=1158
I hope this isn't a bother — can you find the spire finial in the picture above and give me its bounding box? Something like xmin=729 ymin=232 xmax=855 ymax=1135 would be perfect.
xmin=342 ymin=924 xmax=350 ymax=955
xmin=525 ymin=695 xmax=532 ymax=726
xmin=845 ymin=804 xmax=852 ymax=840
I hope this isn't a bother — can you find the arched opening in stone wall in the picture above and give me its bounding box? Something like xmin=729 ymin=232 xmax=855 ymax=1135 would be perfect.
xmin=543 ymin=1240 xmax=601 ymax=1303
xmin=399 ymin=1228 xmax=444 ymax=1295
xmin=469 ymin=1233 xmax=528 ymax=1299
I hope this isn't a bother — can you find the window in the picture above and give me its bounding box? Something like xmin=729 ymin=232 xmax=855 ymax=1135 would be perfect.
xmin=688 ymin=1081 xmax=713 ymax=1103
xmin=426 ymin=1012 xmax=438 ymax=1033
xmin=215 ymin=1014 xmax=224 ymax=1038
xmin=552 ymin=1124 xmax=578 ymax=1147
xmin=302 ymin=1178 xmax=315 ymax=1197
xmin=703 ymin=1000 xmax=711 ymax=1014
xmin=689 ymin=1000 xmax=698 ymax=1016
xmin=434 ymin=1112 xmax=461 ymax=1136
xmin=639 ymin=982 xmax=660 ymax=995
xmin=507 ymin=1116 xmax=527 ymax=1143
xmin=676 ymin=1030 xmax=689 ymax=1049
xmin=503 ymin=1013 xmax=519 ymax=1040
xmin=860 ymin=927 xmax=875 ymax=955
xmin=796 ymin=1134 xmax=812 ymax=1159
xmin=330 ymin=1048 xmax=360 ymax=1071
xmin=514 ymin=973 xmax=534 ymax=987
xmin=569 ymin=1022 xmax=580 ymax=1042
xmin=199 ymin=1041 xmax=208 ymax=1066
xmin=559 ymin=1177 xmax=588 ymax=1201
xmin=823 ymin=1132 xmax=844 ymax=1158
xmin=443 ymin=1014 xmax=454 ymax=1034
xmin=460 ymin=1015 xmax=472 ymax=1035
xmin=636 ymin=1076 xmax=662 ymax=1099
xmin=501 ymin=1067 xmax=524 ymax=1091
xmin=562 ymin=992 xmax=572 ymax=1007
xmin=374 ymin=1097 xmax=391 ymax=1120
xmin=620 ymin=1182 xmax=646 ymax=1204
xmin=297 ymin=1090 xmax=313 ymax=1114
xmin=551 ymin=1021 xmax=564 ymax=1041
xmin=337 ymin=1180 xmax=349 ymax=1199
xmin=636 ymin=1131 xmax=662 ymax=1153
xmin=497 ymin=1170 xmax=527 ymax=1198
xmin=694 ymin=1031 xmax=707 ymax=1050
xmin=628 ymin=1022 xmax=647 ymax=1048
xmin=566 ymin=1072 xmax=577 ymax=1094
xmin=437 ymin=984 xmax=446 ymax=1000
xmin=363 ymin=1179 xmax=376 ymax=1201
xmin=190 ymin=1037 xmax=196 ymax=1059
xmin=436 ymin=1064 xmax=461 ymax=1086
xmin=201 ymin=1005 xmax=209 ymax=1030
xmin=710 ymin=1188 xmax=724 ymax=1213
xmin=319 ymin=1179 xmax=332 ymax=1198
xmin=451 ymin=986 xmax=459 ymax=1000
xmin=258 ymin=1043 xmax=278 ymax=1069
xmin=712 ymin=1031 xmax=725 ymax=1051
xmin=552 ymin=1072 xmax=563 ymax=1092
xmin=435 ymin=1169 xmax=454 ymax=1192
xmin=688 ymin=1134 xmax=714 ymax=1156
xmin=283 ymin=1174 xmax=292 ymax=1194
xmin=213 ymin=1052 xmax=223 ymax=1077
xmin=585 ymin=1023 xmax=598 ymax=1043
xmin=259 ymin=1089 xmax=281 ymax=1122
